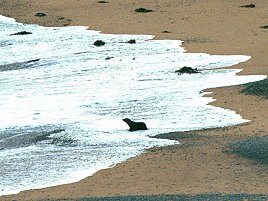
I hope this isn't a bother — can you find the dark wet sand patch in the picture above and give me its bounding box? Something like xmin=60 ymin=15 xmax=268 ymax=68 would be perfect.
xmin=226 ymin=135 xmax=268 ymax=164
xmin=55 ymin=193 xmax=268 ymax=201
xmin=241 ymin=78 xmax=268 ymax=99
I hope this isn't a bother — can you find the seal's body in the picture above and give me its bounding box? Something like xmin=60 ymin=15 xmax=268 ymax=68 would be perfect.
xmin=122 ymin=118 xmax=148 ymax=131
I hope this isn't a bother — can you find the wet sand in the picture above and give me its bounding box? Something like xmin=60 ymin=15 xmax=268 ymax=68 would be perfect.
xmin=0 ymin=0 xmax=268 ymax=200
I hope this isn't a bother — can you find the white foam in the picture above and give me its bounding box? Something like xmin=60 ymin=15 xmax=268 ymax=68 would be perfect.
xmin=0 ymin=15 xmax=266 ymax=195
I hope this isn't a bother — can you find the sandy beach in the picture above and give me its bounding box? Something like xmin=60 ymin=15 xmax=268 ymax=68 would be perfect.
xmin=0 ymin=0 xmax=267 ymax=200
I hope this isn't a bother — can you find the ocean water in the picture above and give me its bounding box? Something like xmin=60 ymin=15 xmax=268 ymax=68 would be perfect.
xmin=0 ymin=15 xmax=266 ymax=195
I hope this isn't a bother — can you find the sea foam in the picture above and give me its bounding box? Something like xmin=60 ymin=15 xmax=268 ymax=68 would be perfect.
xmin=0 ymin=15 xmax=266 ymax=195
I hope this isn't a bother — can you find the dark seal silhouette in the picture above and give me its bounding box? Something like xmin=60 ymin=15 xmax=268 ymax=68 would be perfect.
xmin=122 ymin=118 xmax=148 ymax=131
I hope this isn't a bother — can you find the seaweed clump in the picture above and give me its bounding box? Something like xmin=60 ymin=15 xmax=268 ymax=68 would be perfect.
xmin=135 ymin=8 xmax=154 ymax=13
xmin=240 ymin=4 xmax=255 ymax=8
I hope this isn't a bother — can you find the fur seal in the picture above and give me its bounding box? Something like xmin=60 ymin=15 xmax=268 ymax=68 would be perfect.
xmin=122 ymin=118 xmax=148 ymax=131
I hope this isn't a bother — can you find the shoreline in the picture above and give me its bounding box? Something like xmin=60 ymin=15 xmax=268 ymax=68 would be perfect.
xmin=0 ymin=0 xmax=268 ymax=200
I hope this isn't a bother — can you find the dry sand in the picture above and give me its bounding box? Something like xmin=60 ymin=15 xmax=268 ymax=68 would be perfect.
xmin=0 ymin=0 xmax=268 ymax=200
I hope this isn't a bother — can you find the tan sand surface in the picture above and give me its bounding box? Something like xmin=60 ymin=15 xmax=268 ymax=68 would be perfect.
xmin=0 ymin=0 xmax=267 ymax=200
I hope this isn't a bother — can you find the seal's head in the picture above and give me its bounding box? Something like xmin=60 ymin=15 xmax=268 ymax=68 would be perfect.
xmin=122 ymin=118 xmax=131 ymax=123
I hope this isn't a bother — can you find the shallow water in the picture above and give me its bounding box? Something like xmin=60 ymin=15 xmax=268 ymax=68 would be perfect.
xmin=0 ymin=15 xmax=266 ymax=195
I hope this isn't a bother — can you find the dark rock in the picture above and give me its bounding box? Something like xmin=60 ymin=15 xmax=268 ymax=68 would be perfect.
xmin=135 ymin=8 xmax=154 ymax=13
xmin=122 ymin=118 xmax=148 ymax=131
xmin=260 ymin=25 xmax=268 ymax=29
xmin=240 ymin=4 xmax=255 ymax=8
xmin=10 ymin=31 xmax=32 ymax=36
xmin=26 ymin=59 xmax=40 ymax=63
xmin=105 ymin=56 xmax=114 ymax=60
xmin=94 ymin=40 xmax=105 ymax=46
xmin=127 ymin=39 xmax=136 ymax=44
xmin=175 ymin=66 xmax=200 ymax=74
xmin=97 ymin=1 xmax=109 ymax=3
xmin=162 ymin=30 xmax=171 ymax=33
xmin=35 ymin=12 xmax=47 ymax=17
